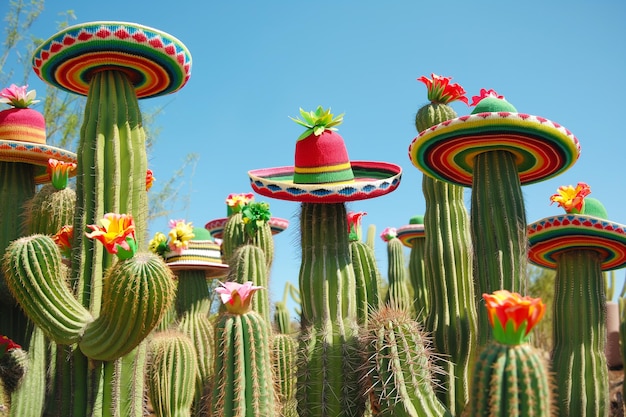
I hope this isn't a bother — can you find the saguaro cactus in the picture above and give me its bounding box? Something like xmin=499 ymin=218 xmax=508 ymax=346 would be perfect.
xmin=248 ymin=106 xmax=401 ymax=416
xmin=467 ymin=290 xmax=554 ymax=416
xmin=408 ymin=74 xmax=477 ymax=414
xmin=380 ymin=227 xmax=413 ymax=314
xmin=210 ymin=281 xmax=277 ymax=416
xmin=528 ymin=185 xmax=626 ymax=417
xmin=2 ymin=22 xmax=190 ymax=416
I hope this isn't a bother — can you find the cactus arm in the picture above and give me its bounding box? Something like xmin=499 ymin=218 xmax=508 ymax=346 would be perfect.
xmin=2 ymin=235 xmax=93 ymax=344
xmin=350 ymin=240 xmax=381 ymax=327
xmin=79 ymin=253 xmax=175 ymax=361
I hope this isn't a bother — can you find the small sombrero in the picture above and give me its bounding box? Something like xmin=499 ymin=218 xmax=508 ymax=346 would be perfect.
xmin=528 ymin=215 xmax=626 ymax=271
xmin=396 ymin=215 xmax=425 ymax=248
xmin=32 ymin=21 xmax=192 ymax=99
xmin=0 ymin=90 xmax=77 ymax=184
xmin=205 ymin=216 xmax=289 ymax=240
xmin=164 ymin=227 xmax=228 ymax=278
xmin=408 ymin=95 xmax=580 ymax=187
xmin=248 ymin=106 xmax=402 ymax=203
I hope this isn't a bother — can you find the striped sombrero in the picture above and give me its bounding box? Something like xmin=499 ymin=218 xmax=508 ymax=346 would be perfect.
xmin=164 ymin=228 xmax=228 ymax=277
xmin=408 ymin=107 xmax=581 ymax=187
xmin=396 ymin=216 xmax=425 ymax=248
xmin=528 ymin=215 xmax=626 ymax=271
xmin=32 ymin=21 xmax=192 ymax=99
xmin=205 ymin=216 xmax=289 ymax=240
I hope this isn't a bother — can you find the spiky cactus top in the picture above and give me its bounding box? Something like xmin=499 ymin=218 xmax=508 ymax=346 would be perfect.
xmin=467 ymin=290 xmax=554 ymax=417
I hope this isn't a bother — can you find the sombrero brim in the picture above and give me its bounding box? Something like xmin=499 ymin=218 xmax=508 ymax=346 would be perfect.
xmin=32 ymin=21 xmax=192 ymax=99
xmin=0 ymin=140 xmax=78 ymax=185
xmin=205 ymin=217 xmax=289 ymax=240
xmin=396 ymin=224 xmax=425 ymax=248
xmin=167 ymin=262 xmax=228 ymax=277
xmin=528 ymin=215 xmax=626 ymax=271
xmin=248 ymin=161 xmax=402 ymax=203
xmin=408 ymin=112 xmax=580 ymax=187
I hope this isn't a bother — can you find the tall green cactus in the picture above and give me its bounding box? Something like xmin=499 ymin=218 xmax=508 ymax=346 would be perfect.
xmin=210 ymin=281 xmax=277 ymax=416
xmin=381 ymin=228 xmax=413 ymax=314
xmin=414 ymin=74 xmax=477 ymax=415
xmin=273 ymin=302 xmax=298 ymax=417
xmin=397 ymin=216 xmax=428 ymax=322
xmin=360 ymin=306 xmax=452 ymax=417
xmin=552 ymin=250 xmax=608 ymax=416
xmin=348 ymin=211 xmax=381 ymax=327
xmin=297 ymin=202 xmax=363 ymax=417
xmin=147 ymin=331 xmax=198 ymax=417
xmin=467 ymin=290 xmax=554 ymax=416
xmin=3 ymin=22 xmax=191 ymax=415
xmin=222 ymin=202 xmax=274 ymax=269
xmin=227 ymin=245 xmax=271 ymax=324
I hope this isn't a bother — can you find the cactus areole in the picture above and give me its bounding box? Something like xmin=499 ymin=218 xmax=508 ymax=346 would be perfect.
xmin=248 ymin=106 xmax=401 ymax=203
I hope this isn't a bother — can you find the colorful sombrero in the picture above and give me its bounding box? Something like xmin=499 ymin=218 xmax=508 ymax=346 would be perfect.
xmin=248 ymin=106 xmax=401 ymax=203
xmin=396 ymin=221 xmax=425 ymax=249
xmin=164 ymin=228 xmax=228 ymax=277
xmin=528 ymin=215 xmax=626 ymax=271
xmin=0 ymin=99 xmax=77 ymax=184
xmin=32 ymin=21 xmax=192 ymax=99
xmin=205 ymin=216 xmax=289 ymax=240
xmin=408 ymin=105 xmax=581 ymax=187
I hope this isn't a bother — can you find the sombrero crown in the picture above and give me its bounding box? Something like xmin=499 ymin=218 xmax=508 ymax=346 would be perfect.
xmin=248 ymin=106 xmax=402 ymax=203
xmin=291 ymin=106 xmax=354 ymax=184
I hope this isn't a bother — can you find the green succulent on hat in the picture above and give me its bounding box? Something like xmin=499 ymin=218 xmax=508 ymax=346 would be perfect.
xmin=289 ymin=106 xmax=344 ymax=140
xmin=241 ymin=201 xmax=271 ymax=238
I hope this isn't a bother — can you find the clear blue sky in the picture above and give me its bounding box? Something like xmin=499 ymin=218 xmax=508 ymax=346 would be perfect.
xmin=3 ymin=1 xmax=625 ymax=317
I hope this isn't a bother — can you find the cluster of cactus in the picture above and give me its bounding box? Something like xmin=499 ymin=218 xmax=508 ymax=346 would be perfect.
xmin=1 ymin=18 xmax=617 ymax=417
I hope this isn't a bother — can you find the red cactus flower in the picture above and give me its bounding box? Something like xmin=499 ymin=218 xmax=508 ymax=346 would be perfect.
xmin=470 ymin=88 xmax=506 ymax=107
xmin=52 ymin=225 xmax=73 ymax=258
xmin=146 ymin=169 xmax=155 ymax=191
xmin=417 ymin=73 xmax=469 ymax=105
xmin=347 ymin=211 xmax=367 ymax=242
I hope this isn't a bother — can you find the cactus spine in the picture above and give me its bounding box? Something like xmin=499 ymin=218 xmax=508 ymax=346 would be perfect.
xmin=360 ymin=306 xmax=452 ymax=417
xmin=147 ymin=331 xmax=198 ymax=417
xmin=416 ymin=92 xmax=477 ymax=415
xmin=552 ymin=250 xmax=608 ymax=416
xmin=297 ymin=202 xmax=363 ymax=417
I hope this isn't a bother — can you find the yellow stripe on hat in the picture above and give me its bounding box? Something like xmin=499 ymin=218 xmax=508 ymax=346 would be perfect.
xmin=0 ymin=125 xmax=47 ymax=144
xmin=294 ymin=161 xmax=352 ymax=174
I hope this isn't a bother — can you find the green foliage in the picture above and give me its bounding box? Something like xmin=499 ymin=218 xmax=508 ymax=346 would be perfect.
xmin=289 ymin=106 xmax=344 ymax=140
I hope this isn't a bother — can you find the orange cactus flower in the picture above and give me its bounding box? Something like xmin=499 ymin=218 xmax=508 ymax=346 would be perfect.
xmin=550 ymin=182 xmax=591 ymax=214
xmin=483 ymin=290 xmax=545 ymax=345
xmin=52 ymin=225 xmax=73 ymax=258
xmin=47 ymin=158 xmax=77 ymax=190
xmin=146 ymin=169 xmax=155 ymax=191
xmin=417 ymin=73 xmax=469 ymax=105
xmin=85 ymin=213 xmax=137 ymax=260
xmin=215 ymin=281 xmax=263 ymax=314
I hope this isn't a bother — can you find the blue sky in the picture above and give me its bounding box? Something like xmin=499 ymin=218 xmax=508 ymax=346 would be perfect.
xmin=3 ymin=1 xmax=626 ymax=316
